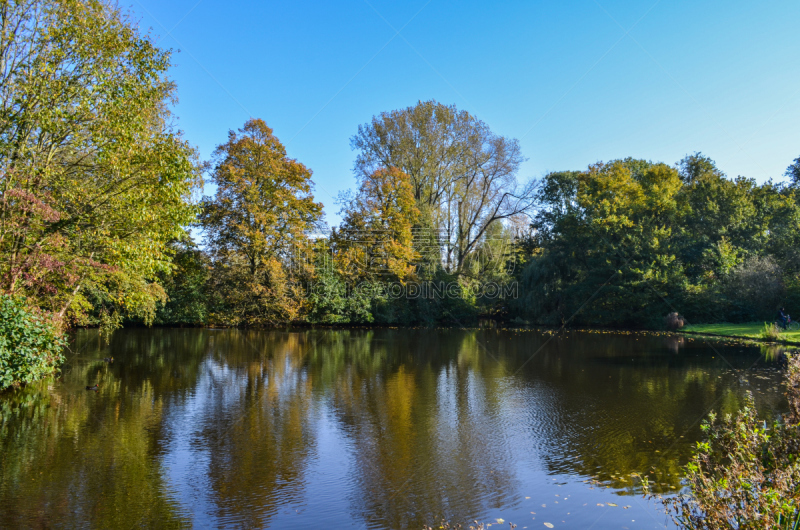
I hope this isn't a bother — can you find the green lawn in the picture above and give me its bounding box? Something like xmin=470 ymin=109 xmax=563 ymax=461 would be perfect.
xmin=682 ymin=322 xmax=800 ymax=343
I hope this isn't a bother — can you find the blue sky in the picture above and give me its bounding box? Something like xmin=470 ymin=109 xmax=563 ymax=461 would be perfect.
xmin=129 ymin=0 xmax=800 ymax=226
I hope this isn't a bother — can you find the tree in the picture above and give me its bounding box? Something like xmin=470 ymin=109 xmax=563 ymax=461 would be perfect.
xmin=519 ymin=159 xmax=684 ymax=326
xmin=332 ymin=167 xmax=420 ymax=283
xmin=200 ymin=119 xmax=323 ymax=325
xmin=513 ymin=153 xmax=800 ymax=327
xmin=0 ymin=0 xmax=201 ymax=330
xmin=153 ymin=239 xmax=210 ymax=326
xmin=787 ymin=156 xmax=800 ymax=187
xmin=351 ymin=100 xmax=535 ymax=274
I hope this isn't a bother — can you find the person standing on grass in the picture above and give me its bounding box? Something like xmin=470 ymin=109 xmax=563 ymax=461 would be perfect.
xmin=779 ymin=307 xmax=789 ymax=330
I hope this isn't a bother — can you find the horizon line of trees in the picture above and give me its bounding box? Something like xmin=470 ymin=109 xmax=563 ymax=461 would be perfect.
xmin=3 ymin=0 xmax=800 ymax=388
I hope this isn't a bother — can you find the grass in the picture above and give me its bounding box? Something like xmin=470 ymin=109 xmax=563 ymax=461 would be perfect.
xmin=681 ymin=322 xmax=800 ymax=343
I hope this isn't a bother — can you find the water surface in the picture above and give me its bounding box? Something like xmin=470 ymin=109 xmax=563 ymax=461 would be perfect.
xmin=0 ymin=328 xmax=787 ymax=529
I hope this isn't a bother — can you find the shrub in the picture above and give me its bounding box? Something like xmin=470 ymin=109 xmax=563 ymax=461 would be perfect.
xmin=0 ymin=294 xmax=66 ymax=390
xmin=660 ymin=354 xmax=800 ymax=529
xmin=760 ymin=322 xmax=783 ymax=342
xmin=665 ymin=312 xmax=686 ymax=330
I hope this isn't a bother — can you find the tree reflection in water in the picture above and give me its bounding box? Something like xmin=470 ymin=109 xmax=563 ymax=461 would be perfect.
xmin=0 ymin=328 xmax=785 ymax=529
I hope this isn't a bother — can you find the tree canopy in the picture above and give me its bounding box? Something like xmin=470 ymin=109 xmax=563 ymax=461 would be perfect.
xmin=351 ymin=100 xmax=536 ymax=274
xmin=199 ymin=118 xmax=323 ymax=325
xmin=0 ymin=0 xmax=201 ymax=332
xmin=515 ymin=154 xmax=800 ymax=327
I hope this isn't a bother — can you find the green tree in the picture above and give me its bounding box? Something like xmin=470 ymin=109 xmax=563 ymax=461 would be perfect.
xmin=0 ymin=0 xmax=201 ymax=330
xmin=200 ymin=119 xmax=323 ymax=325
xmin=515 ymin=153 xmax=800 ymax=327
xmin=787 ymin=156 xmax=800 ymax=187
xmin=153 ymin=239 xmax=210 ymax=326
xmin=519 ymin=159 xmax=684 ymax=326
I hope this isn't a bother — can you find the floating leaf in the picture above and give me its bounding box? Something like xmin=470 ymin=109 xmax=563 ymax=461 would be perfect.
xmin=496 ymin=519 xmax=505 ymax=524
xmin=607 ymin=502 xmax=618 ymax=507
xmin=597 ymin=503 xmax=605 ymax=507
xmin=544 ymin=523 xmax=554 ymax=529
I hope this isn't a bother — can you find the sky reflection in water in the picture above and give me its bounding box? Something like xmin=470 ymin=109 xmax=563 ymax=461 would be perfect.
xmin=0 ymin=328 xmax=788 ymax=529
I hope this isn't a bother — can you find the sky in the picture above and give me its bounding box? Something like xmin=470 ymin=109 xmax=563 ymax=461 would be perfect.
xmin=129 ymin=0 xmax=800 ymax=226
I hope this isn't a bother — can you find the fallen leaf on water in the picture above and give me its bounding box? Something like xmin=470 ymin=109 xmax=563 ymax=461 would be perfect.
xmin=607 ymin=502 xmax=618 ymax=507
xmin=597 ymin=503 xmax=605 ymax=507
xmin=497 ymin=519 xmax=505 ymax=524
xmin=541 ymin=504 xmax=546 ymax=508
xmin=525 ymin=496 xmax=530 ymax=499
xmin=544 ymin=524 xmax=554 ymax=529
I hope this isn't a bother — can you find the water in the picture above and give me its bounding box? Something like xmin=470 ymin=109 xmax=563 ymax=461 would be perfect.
xmin=0 ymin=328 xmax=788 ymax=529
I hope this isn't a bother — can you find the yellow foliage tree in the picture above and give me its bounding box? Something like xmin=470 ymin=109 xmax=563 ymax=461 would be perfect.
xmin=200 ymin=119 xmax=323 ymax=325
xmin=332 ymin=167 xmax=420 ymax=284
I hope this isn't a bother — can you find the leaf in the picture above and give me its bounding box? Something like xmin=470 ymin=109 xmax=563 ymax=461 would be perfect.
xmin=544 ymin=523 xmax=554 ymax=528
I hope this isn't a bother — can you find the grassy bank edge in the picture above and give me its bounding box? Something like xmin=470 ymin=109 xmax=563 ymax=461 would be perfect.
xmin=680 ymin=322 xmax=800 ymax=345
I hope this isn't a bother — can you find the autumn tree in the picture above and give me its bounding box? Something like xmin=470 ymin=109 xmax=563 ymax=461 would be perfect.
xmin=200 ymin=119 xmax=323 ymax=325
xmin=332 ymin=167 xmax=419 ymax=284
xmin=351 ymin=100 xmax=536 ymax=274
xmin=0 ymin=0 xmax=201 ymax=332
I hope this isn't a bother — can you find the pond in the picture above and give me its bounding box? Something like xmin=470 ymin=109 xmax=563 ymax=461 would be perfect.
xmin=0 ymin=328 xmax=788 ymax=529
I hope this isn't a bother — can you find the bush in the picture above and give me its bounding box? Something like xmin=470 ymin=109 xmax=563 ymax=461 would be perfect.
xmin=665 ymin=312 xmax=686 ymax=330
xmin=760 ymin=322 xmax=783 ymax=342
xmin=660 ymin=354 xmax=800 ymax=529
xmin=0 ymin=294 xmax=66 ymax=390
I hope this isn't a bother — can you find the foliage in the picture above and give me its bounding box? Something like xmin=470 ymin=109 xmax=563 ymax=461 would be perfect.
xmin=153 ymin=239 xmax=210 ymax=326
xmin=306 ymin=243 xmax=378 ymax=324
xmin=724 ymin=256 xmax=784 ymax=321
xmin=351 ymin=100 xmax=535 ymax=274
xmin=0 ymin=0 xmax=201 ymax=331
xmin=661 ymin=354 xmax=800 ymax=529
xmin=332 ymin=167 xmax=420 ymax=283
xmin=787 ymin=157 xmax=800 ymax=188
xmin=760 ymin=322 xmax=783 ymax=342
xmin=199 ymin=119 xmax=323 ymax=326
xmin=516 ymin=153 xmax=800 ymax=327
xmin=0 ymin=294 xmax=65 ymax=390
xmin=517 ymin=159 xmax=685 ymax=327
